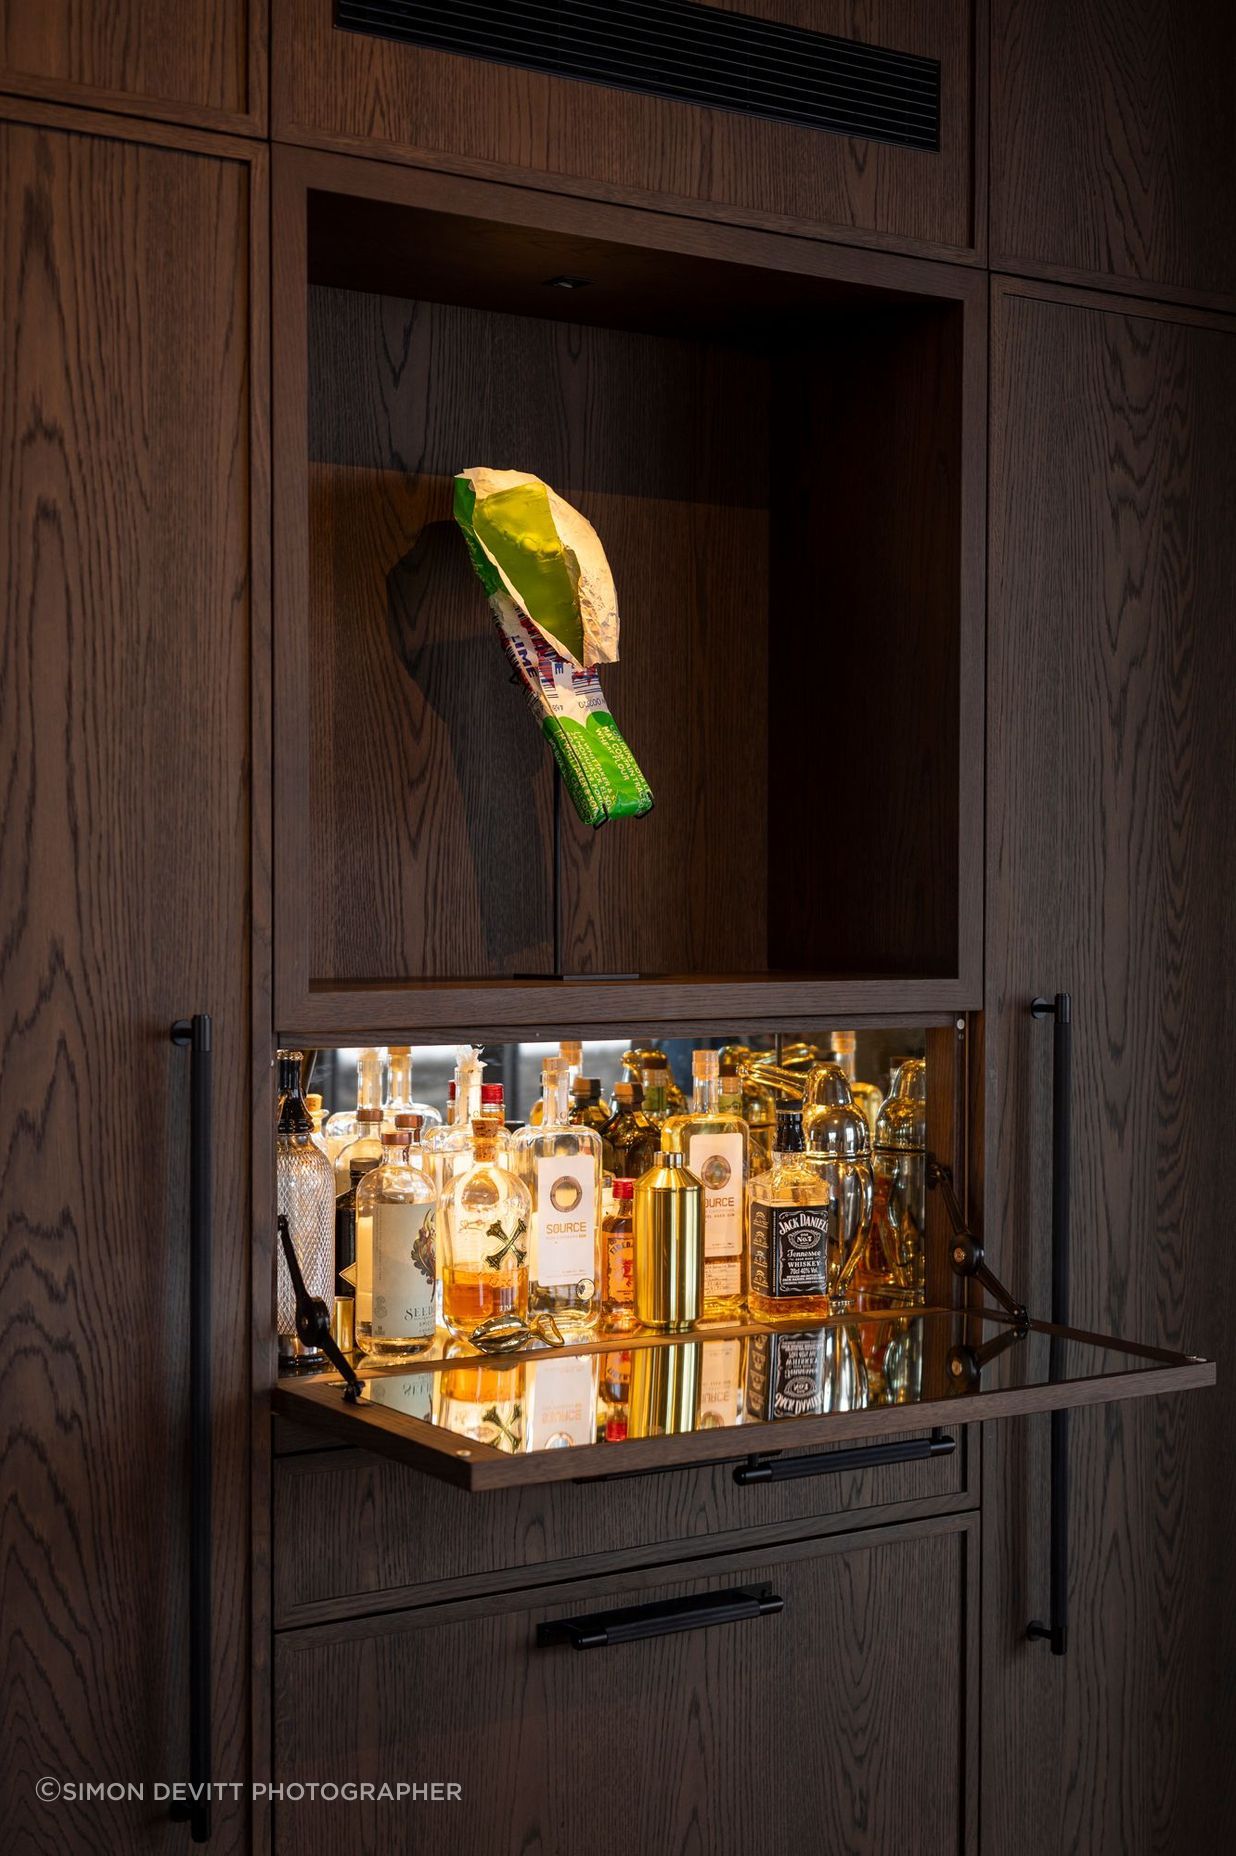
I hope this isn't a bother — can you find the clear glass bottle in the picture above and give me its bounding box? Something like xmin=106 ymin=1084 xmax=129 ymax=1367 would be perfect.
xmin=516 ymin=1057 xmax=603 ymax=1336
xmin=424 ymin=1049 xmax=504 ymax=1194
xmin=322 ymin=1046 xmax=384 ymax=1167
xmin=803 ymin=1063 xmax=875 ymax=1309
xmin=747 ymin=1106 xmax=840 ymax=1320
xmin=441 ymin=1120 xmax=531 ymax=1338
xmin=382 ymin=1045 xmax=442 ymax=1134
xmin=830 ymin=1031 xmax=883 ymax=1147
xmin=356 ymin=1124 xmax=437 ymax=1361
xmin=601 ymin=1176 xmax=638 ymax=1333
xmin=639 ymin=1063 xmax=673 ymax=1122
xmin=334 ymin=1103 xmax=383 ymax=1197
xmin=275 ymin=1050 xmax=336 ymax=1366
xmin=603 ymin=1079 xmax=660 ymax=1179
xmin=529 ymin=1039 xmax=583 ymax=1125
xmin=662 ymin=1048 xmax=748 ymax=1321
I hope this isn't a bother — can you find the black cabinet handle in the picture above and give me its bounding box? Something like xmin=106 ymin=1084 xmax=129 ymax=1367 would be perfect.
xmin=734 ymin=1429 xmax=955 ymax=1484
xmin=170 ymin=1016 xmax=213 ymax=1840
xmin=1027 ymin=993 xmax=1070 ymax=1657
xmin=538 ymin=1584 xmax=783 ymax=1650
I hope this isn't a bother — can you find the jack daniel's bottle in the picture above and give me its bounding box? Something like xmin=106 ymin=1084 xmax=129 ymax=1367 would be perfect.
xmin=747 ymin=1106 xmax=840 ymax=1319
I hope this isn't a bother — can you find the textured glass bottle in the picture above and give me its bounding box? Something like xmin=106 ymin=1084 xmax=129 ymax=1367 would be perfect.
xmin=357 ymin=1125 xmax=437 ymax=1360
xmin=747 ymin=1106 xmax=839 ymax=1320
xmin=662 ymin=1049 xmax=748 ymax=1320
xmin=275 ymin=1050 xmax=336 ymax=1365
xmin=516 ymin=1058 xmax=603 ymax=1336
xmin=441 ymin=1120 xmax=531 ymax=1337
xmin=803 ymin=1062 xmax=874 ymax=1310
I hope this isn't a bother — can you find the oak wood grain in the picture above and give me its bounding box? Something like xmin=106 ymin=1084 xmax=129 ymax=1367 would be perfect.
xmin=272 ymin=1430 xmax=970 ymax=1627
xmin=992 ymin=0 xmax=1236 ymax=306
xmin=0 ymin=0 xmax=266 ymax=133
xmin=0 ymin=119 xmax=256 ymax=1852
xmin=273 ymin=0 xmax=976 ymax=261
xmin=273 ymin=1518 xmax=975 ymax=1856
xmin=984 ymin=281 xmax=1236 ymax=1855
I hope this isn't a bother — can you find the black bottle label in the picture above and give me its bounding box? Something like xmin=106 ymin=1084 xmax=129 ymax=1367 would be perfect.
xmin=749 ymin=1198 xmax=834 ymax=1298
xmin=745 ymin=1330 xmax=829 ymax=1421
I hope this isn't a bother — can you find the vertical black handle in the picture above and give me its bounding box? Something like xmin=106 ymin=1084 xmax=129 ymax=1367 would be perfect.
xmin=170 ymin=1016 xmax=213 ymax=1839
xmin=1027 ymin=992 xmax=1070 ymax=1656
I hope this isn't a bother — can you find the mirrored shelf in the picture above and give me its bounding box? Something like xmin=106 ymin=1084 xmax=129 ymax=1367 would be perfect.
xmin=271 ymin=1309 xmax=1214 ymax=1491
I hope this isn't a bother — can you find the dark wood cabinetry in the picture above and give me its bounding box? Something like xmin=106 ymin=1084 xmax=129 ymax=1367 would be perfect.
xmin=0 ymin=0 xmax=266 ymax=134
xmin=0 ymin=110 xmax=266 ymax=1851
xmin=992 ymin=0 xmax=1236 ymax=307
xmin=273 ymin=0 xmax=979 ymax=262
xmin=984 ymin=279 xmax=1236 ymax=1854
xmin=274 ymin=1516 xmax=977 ymax=1856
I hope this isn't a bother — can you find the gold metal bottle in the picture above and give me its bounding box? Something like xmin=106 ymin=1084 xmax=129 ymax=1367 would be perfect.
xmin=629 ymin=1340 xmax=701 ymax=1437
xmin=633 ymin=1150 xmax=703 ymax=1331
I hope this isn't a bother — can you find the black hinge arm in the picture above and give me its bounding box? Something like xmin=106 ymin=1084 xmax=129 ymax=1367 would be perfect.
xmin=926 ymin=1155 xmax=1028 ymax=1327
xmin=277 ymin=1215 xmax=364 ymax=1401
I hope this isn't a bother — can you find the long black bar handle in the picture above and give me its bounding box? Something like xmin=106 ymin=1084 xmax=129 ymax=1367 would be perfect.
xmin=734 ymin=1429 xmax=955 ymax=1485
xmin=1027 ymin=992 xmax=1071 ymax=1657
xmin=538 ymin=1585 xmax=784 ymax=1651
xmin=170 ymin=1016 xmax=213 ymax=1840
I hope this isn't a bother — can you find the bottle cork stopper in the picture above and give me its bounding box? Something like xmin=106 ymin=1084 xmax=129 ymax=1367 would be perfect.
xmin=560 ymin=1039 xmax=582 ymax=1065
xmin=831 ymin=1030 xmax=856 ymax=1055
xmin=693 ymin=1048 xmax=719 ymax=1078
xmin=381 ymin=1129 xmax=405 ymax=1148
xmin=357 ymin=1106 xmax=382 ymax=1124
xmin=395 ymin=1112 xmax=423 ymax=1133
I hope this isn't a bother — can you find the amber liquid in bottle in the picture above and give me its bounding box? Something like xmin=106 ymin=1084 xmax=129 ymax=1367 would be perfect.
xmin=747 ymin=1107 xmax=837 ymax=1320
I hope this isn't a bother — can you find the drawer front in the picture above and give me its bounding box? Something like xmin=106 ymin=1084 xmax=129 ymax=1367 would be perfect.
xmin=274 ymin=1517 xmax=975 ymax=1855
xmin=273 ymin=0 xmax=975 ymax=257
xmin=273 ymin=1424 xmax=971 ymax=1625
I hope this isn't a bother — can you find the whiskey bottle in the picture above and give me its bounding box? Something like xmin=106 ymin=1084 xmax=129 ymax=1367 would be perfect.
xmin=602 ymin=1079 xmax=660 ymax=1179
xmin=600 ymin=1176 xmax=638 ymax=1333
xmin=441 ymin=1119 xmax=531 ymax=1338
xmin=569 ymin=1076 xmax=612 ymax=1139
xmin=357 ymin=1123 xmax=437 ymax=1361
xmin=662 ymin=1048 xmax=748 ymax=1320
xmin=275 ymin=1050 xmax=336 ymax=1366
xmin=747 ymin=1106 xmax=839 ymax=1320
xmin=516 ymin=1057 xmax=603 ymax=1336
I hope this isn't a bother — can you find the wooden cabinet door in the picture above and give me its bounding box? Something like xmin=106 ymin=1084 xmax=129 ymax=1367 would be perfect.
xmin=0 ymin=116 xmax=262 ymax=1851
xmin=984 ymin=280 xmax=1236 ymax=1853
xmin=274 ymin=1518 xmax=976 ymax=1856
xmin=992 ymin=0 xmax=1236 ymax=307
xmin=0 ymin=0 xmax=266 ymax=133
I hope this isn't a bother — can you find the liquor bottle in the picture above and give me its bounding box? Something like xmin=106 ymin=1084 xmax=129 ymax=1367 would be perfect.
xmin=441 ymin=1119 xmax=531 ymax=1337
xmin=569 ymin=1076 xmax=612 ymax=1140
xmin=603 ymin=1080 xmax=660 ymax=1179
xmin=275 ymin=1050 xmax=336 ymax=1365
xmin=717 ymin=1069 xmax=744 ymax=1116
xmin=633 ymin=1150 xmax=703 ymax=1332
xmin=864 ymin=1057 xmax=927 ymax=1304
xmin=356 ymin=1123 xmax=436 ymax=1361
xmin=600 ymin=1177 xmax=638 ymax=1333
xmin=424 ymin=1048 xmax=504 ymax=1193
xmin=334 ymin=1104 xmax=383 ymax=1197
xmin=622 ymin=1044 xmax=687 ymax=1113
xmin=323 ymin=1047 xmax=384 ymax=1166
xmin=596 ymin=1349 xmax=632 ymax=1440
xmin=662 ymin=1049 xmax=748 ymax=1320
xmin=829 ymin=1031 xmax=883 ymax=1146
xmin=529 ymin=1039 xmax=584 ymax=1125
xmin=747 ymin=1106 xmax=839 ymax=1320
xmin=745 ymin=1323 xmax=868 ymax=1418
xmin=639 ymin=1063 xmax=673 ymax=1122
xmin=305 ymin=1092 xmax=326 ymax=1137
xmin=516 ymin=1057 xmax=602 ymax=1336
xmin=382 ymin=1045 xmax=442 ymax=1134
xmin=803 ymin=1063 xmax=875 ymax=1309
xmin=435 ymin=1356 xmax=527 ymax=1455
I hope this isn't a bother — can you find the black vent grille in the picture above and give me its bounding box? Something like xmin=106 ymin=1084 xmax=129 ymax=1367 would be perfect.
xmin=335 ymin=0 xmax=940 ymax=152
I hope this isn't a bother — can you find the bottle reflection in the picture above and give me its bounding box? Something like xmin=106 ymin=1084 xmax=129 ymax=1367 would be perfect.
xmin=629 ymin=1342 xmax=701 ymax=1438
xmin=745 ymin=1325 xmax=869 ymax=1420
xmin=434 ymin=1357 xmax=527 ymax=1454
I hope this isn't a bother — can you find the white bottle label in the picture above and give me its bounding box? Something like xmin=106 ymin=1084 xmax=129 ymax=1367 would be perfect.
xmin=532 ymin=1153 xmax=596 ymax=1289
xmin=698 ymin=1338 xmax=743 ymax=1428
xmin=688 ymin=1130 xmax=744 ymax=1259
xmin=528 ymin=1354 xmax=597 ymax=1451
xmin=372 ymin=1202 xmax=436 ymax=1339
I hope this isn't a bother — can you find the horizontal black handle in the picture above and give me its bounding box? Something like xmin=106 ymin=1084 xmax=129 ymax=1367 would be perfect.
xmin=734 ymin=1428 xmax=955 ymax=1485
xmin=537 ymin=1584 xmax=783 ymax=1650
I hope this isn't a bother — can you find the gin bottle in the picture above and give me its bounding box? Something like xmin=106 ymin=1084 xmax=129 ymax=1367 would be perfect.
xmin=516 ymin=1056 xmax=603 ymax=1336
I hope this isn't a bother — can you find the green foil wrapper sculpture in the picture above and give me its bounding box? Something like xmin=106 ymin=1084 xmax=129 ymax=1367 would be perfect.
xmin=453 ymin=468 xmax=654 ymax=828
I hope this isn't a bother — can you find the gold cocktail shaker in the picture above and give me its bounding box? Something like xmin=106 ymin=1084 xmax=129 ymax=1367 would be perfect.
xmin=628 ymin=1340 xmax=701 ymax=1437
xmin=634 ymin=1150 xmax=703 ymax=1331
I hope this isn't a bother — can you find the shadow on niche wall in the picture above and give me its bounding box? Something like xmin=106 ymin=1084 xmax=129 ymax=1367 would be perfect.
xmin=385 ymin=518 xmax=555 ymax=976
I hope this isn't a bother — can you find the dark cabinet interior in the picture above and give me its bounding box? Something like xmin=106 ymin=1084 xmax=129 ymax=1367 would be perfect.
xmin=274 ymin=1518 xmax=976 ymax=1856
xmin=276 ymin=153 xmax=984 ymax=1034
